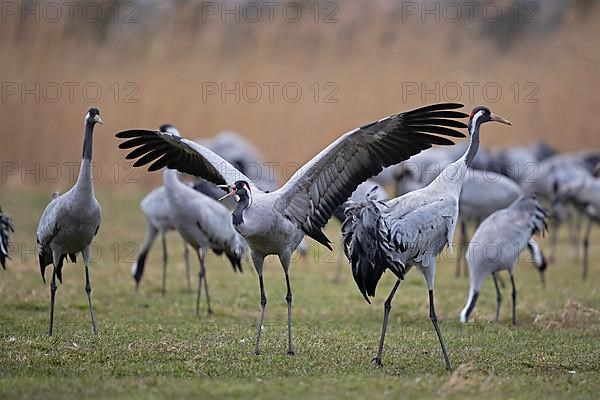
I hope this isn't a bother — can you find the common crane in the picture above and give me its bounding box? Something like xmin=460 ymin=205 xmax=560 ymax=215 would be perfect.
xmin=137 ymin=125 xmax=247 ymax=315
xmin=459 ymin=196 xmax=548 ymax=324
xmin=341 ymin=106 xmax=511 ymax=370
xmin=456 ymin=169 xmax=523 ymax=277
xmin=36 ymin=108 xmax=103 ymax=336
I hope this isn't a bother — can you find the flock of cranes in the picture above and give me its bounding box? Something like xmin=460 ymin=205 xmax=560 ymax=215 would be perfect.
xmin=0 ymin=102 xmax=598 ymax=371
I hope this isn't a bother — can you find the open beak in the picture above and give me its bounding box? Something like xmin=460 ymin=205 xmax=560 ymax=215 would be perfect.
xmin=490 ymin=113 xmax=511 ymax=126
xmin=94 ymin=115 xmax=103 ymax=125
xmin=218 ymin=191 xmax=237 ymax=202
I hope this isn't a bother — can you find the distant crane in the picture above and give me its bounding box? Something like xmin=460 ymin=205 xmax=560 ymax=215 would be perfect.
xmin=341 ymin=106 xmax=511 ymax=369
xmin=129 ymin=125 xmax=247 ymax=315
xmin=131 ymin=186 xmax=191 ymax=293
xmin=456 ymin=169 xmax=523 ymax=277
xmin=558 ymin=171 xmax=600 ymax=280
xmin=459 ymin=196 xmax=548 ymax=324
xmin=36 ymin=108 xmax=103 ymax=336
xmin=0 ymin=206 xmax=14 ymax=270
xmin=117 ymin=102 xmax=469 ymax=356
xmin=525 ymin=151 xmax=600 ymax=262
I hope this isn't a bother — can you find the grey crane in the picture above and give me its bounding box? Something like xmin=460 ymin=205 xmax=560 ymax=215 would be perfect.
xmin=455 ymin=169 xmax=523 ymax=277
xmin=524 ymin=151 xmax=600 ymax=262
xmin=558 ymin=172 xmax=600 ymax=280
xmin=36 ymin=108 xmax=103 ymax=336
xmin=131 ymin=186 xmax=191 ymax=293
xmin=137 ymin=125 xmax=247 ymax=316
xmin=131 ymin=178 xmax=231 ymax=294
xmin=459 ymin=196 xmax=549 ymax=325
xmin=132 ymin=130 xmax=309 ymax=293
xmin=0 ymin=206 xmax=14 ymax=270
xmin=341 ymin=106 xmax=511 ymax=370
xmin=116 ymin=102 xmax=469 ymax=356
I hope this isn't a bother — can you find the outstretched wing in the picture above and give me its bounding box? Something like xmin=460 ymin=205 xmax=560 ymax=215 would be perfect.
xmin=277 ymin=103 xmax=468 ymax=249
xmin=115 ymin=129 xmax=258 ymax=190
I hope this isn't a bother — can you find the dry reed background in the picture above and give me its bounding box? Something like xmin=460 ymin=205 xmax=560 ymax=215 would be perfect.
xmin=1 ymin=0 xmax=599 ymax=189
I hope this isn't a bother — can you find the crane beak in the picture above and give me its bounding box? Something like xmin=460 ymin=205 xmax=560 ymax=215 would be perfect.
xmin=490 ymin=113 xmax=511 ymax=125
xmin=94 ymin=115 xmax=103 ymax=125
xmin=218 ymin=191 xmax=237 ymax=202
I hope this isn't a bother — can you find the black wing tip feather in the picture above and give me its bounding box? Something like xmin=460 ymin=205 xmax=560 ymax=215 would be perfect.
xmin=115 ymin=129 xmax=158 ymax=139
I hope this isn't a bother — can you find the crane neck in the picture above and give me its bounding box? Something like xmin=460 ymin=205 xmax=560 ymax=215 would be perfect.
xmin=163 ymin=168 xmax=186 ymax=192
xmin=462 ymin=116 xmax=481 ymax=168
xmin=232 ymin=191 xmax=251 ymax=226
xmin=74 ymin=120 xmax=97 ymax=196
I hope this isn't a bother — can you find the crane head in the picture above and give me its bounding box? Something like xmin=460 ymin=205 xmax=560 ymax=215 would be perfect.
xmin=85 ymin=108 xmax=103 ymax=126
xmin=218 ymin=180 xmax=252 ymax=202
xmin=467 ymin=106 xmax=511 ymax=133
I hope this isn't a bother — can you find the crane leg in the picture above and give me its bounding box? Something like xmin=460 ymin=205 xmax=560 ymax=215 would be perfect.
xmin=372 ymin=279 xmax=401 ymax=368
xmin=455 ymin=221 xmax=467 ymax=278
xmin=428 ymin=289 xmax=452 ymax=371
xmin=49 ymin=268 xmax=58 ymax=337
xmin=280 ymin=253 xmax=295 ymax=355
xmin=133 ymin=223 xmax=158 ymax=291
xmin=509 ymin=272 xmax=517 ymax=326
xmin=492 ymin=272 xmax=503 ymax=323
xmin=195 ymin=248 xmax=212 ymax=315
xmin=84 ymin=265 xmax=98 ymax=335
xmin=252 ymin=253 xmax=267 ymax=355
xmin=195 ymin=248 xmax=203 ymax=316
xmin=183 ymin=242 xmax=191 ymax=292
xmin=83 ymin=247 xmax=98 ymax=335
xmin=201 ymin=250 xmax=213 ymax=315
xmin=284 ymin=271 xmax=295 ymax=355
xmin=161 ymin=234 xmax=168 ymax=296
xmin=583 ymin=217 xmax=592 ymax=281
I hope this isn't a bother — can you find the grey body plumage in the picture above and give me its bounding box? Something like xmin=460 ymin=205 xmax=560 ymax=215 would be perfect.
xmin=36 ymin=108 xmax=103 ymax=336
xmin=460 ymin=196 xmax=548 ymax=325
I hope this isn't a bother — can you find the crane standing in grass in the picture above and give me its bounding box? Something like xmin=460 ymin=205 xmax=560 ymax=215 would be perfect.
xmin=36 ymin=108 xmax=103 ymax=336
xmin=459 ymin=196 xmax=548 ymax=325
xmin=456 ymin=169 xmax=523 ymax=277
xmin=117 ymin=102 xmax=469 ymax=356
xmin=128 ymin=125 xmax=247 ymax=316
xmin=342 ymin=106 xmax=511 ymax=370
xmin=558 ymin=169 xmax=600 ymax=280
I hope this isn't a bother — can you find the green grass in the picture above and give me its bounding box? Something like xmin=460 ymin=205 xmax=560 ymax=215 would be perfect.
xmin=1 ymin=188 xmax=599 ymax=399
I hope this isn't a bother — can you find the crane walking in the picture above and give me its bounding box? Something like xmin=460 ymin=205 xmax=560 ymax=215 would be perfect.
xmin=116 ymin=102 xmax=469 ymax=355
xmin=37 ymin=108 xmax=103 ymax=336
xmin=341 ymin=106 xmax=511 ymax=370
xmin=459 ymin=196 xmax=548 ymax=324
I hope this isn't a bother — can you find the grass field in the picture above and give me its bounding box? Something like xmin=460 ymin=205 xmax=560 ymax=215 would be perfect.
xmin=0 ymin=188 xmax=599 ymax=399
